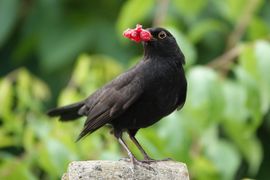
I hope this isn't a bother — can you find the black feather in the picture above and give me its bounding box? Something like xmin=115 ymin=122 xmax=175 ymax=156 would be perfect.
xmin=47 ymin=101 xmax=84 ymax=121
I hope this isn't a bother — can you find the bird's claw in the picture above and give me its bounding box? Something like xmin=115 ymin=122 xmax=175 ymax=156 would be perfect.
xmin=140 ymin=157 xmax=173 ymax=163
xmin=132 ymin=158 xmax=155 ymax=171
xmin=119 ymin=157 xmax=130 ymax=162
xmin=120 ymin=157 xmax=155 ymax=171
xmin=162 ymin=157 xmax=173 ymax=161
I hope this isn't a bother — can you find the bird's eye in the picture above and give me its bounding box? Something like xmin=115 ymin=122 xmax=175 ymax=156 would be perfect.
xmin=158 ymin=31 xmax=167 ymax=39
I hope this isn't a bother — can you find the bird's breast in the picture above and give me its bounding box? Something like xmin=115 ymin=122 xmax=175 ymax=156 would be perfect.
xmin=112 ymin=60 xmax=186 ymax=129
xmin=144 ymin=62 xmax=186 ymax=114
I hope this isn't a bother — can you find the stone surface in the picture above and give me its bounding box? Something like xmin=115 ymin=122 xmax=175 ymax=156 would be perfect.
xmin=63 ymin=159 xmax=189 ymax=180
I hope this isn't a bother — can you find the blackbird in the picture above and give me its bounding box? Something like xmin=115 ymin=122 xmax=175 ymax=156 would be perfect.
xmin=47 ymin=25 xmax=187 ymax=164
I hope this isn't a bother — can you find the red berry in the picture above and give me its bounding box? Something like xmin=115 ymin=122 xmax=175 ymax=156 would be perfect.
xmin=140 ymin=30 xmax=152 ymax=41
xmin=123 ymin=24 xmax=151 ymax=43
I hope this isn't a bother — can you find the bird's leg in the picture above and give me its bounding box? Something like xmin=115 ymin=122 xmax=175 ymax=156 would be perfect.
xmin=128 ymin=130 xmax=155 ymax=162
xmin=130 ymin=135 xmax=155 ymax=162
xmin=115 ymin=129 xmax=156 ymax=171
xmin=118 ymin=137 xmax=137 ymax=164
xmin=128 ymin=129 xmax=172 ymax=163
xmin=114 ymin=129 xmax=156 ymax=171
xmin=114 ymin=129 xmax=138 ymax=166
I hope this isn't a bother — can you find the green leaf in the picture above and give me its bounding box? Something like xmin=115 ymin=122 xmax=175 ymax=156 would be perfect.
xmin=31 ymin=77 xmax=50 ymax=101
xmin=224 ymin=0 xmax=247 ymax=20
xmin=202 ymin=127 xmax=240 ymax=180
xmin=23 ymin=124 xmax=36 ymax=154
xmin=71 ymin=54 xmax=92 ymax=86
xmin=239 ymin=45 xmax=258 ymax=79
xmin=243 ymin=137 xmax=263 ymax=175
xmin=0 ymin=0 xmax=20 ymax=47
xmin=172 ymin=0 xmax=208 ymax=18
xmin=213 ymin=0 xmax=261 ymax=22
xmin=255 ymin=41 xmax=270 ymax=88
xmin=117 ymin=0 xmax=154 ymax=33
xmin=155 ymin=113 xmax=192 ymax=161
xmin=0 ymin=128 xmax=16 ymax=147
xmin=58 ymin=88 xmax=82 ymax=106
xmin=39 ymin=24 xmax=94 ymax=72
xmin=0 ymin=159 xmax=36 ymax=180
xmin=0 ymin=78 xmax=13 ymax=121
xmin=191 ymin=156 xmax=220 ymax=180
xmin=210 ymin=141 xmax=240 ymax=180
xmin=14 ymin=68 xmax=49 ymax=111
xmin=38 ymin=138 xmax=76 ymax=177
xmin=239 ymin=41 xmax=270 ymax=114
xmin=16 ymin=69 xmax=33 ymax=110
xmin=234 ymin=66 xmax=262 ymax=133
xmin=184 ymin=66 xmax=224 ymax=130
xmin=247 ymin=17 xmax=269 ymax=40
xmin=188 ymin=19 xmax=228 ymax=43
xmin=222 ymin=80 xmax=249 ymax=123
xmin=221 ymin=80 xmax=263 ymax=174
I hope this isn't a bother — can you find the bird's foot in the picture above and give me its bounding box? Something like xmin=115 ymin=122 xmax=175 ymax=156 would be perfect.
xmin=140 ymin=157 xmax=173 ymax=163
xmin=120 ymin=157 xmax=172 ymax=163
xmin=159 ymin=157 xmax=173 ymax=161
xmin=139 ymin=157 xmax=157 ymax=164
xmin=120 ymin=157 xmax=155 ymax=171
xmin=132 ymin=157 xmax=155 ymax=171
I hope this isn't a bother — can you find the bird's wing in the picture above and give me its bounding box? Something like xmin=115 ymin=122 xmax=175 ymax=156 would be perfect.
xmin=76 ymin=72 xmax=143 ymax=140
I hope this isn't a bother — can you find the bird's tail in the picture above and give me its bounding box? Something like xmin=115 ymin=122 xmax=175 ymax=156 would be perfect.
xmin=47 ymin=101 xmax=85 ymax=121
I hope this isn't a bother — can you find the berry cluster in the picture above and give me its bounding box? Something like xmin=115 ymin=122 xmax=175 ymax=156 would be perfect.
xmin=123 ymin=24 xmax=152 ymax=43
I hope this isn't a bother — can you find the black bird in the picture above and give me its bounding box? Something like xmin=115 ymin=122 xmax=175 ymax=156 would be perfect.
xmin=47 ymin=26 xmax=187 ymax=164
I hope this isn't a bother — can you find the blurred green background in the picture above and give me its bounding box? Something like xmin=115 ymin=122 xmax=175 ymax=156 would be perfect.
xmin=0 ymin=0 xmax=270 ymax=179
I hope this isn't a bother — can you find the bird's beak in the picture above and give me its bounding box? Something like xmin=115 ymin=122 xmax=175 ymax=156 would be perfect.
xmin=150 ymin=36 xmax=157 ymax=41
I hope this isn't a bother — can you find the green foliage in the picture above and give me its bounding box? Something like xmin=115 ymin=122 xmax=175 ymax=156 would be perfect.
xmin=117 ymin=0 xmax=155 ymax=33
xmin=0 ymin=57 xmax=123 ymax=179
xmin=1 ymin=0 xmax=270 ymax=179
xmin=0 ymin=0 xmax=20 ymax=48
xmin=173 ymin=0 xmax=208 ymax=18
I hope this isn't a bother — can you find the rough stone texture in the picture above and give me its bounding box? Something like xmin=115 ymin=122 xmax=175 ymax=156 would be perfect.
xmin=63 ymin=159 xmax=189 ymax=180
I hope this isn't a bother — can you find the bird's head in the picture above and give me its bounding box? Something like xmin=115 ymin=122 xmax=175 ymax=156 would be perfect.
xmin=123 ymin=25 xmax=185 ymax=64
